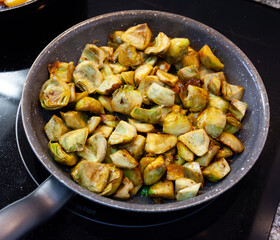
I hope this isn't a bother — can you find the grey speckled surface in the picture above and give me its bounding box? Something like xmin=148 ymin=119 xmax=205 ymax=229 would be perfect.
xmin=270 ymin=203 xmax=280 ymax=239
xmin=254 ymin=0 xmax=280 ymax=8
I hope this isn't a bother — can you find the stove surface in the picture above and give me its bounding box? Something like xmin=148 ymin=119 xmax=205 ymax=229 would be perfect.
xmin=0 ymin=0 xmax=280 ymax=239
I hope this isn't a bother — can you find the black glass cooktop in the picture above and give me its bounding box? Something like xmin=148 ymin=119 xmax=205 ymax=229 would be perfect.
xmin=0 ymin=0 xmax=280 ymax=239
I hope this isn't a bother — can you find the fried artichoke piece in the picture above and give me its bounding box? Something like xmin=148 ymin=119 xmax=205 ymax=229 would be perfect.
xmin=175 ymin=177 xmax=197 ymax=193
xmin=121 ymin=23 xmax=152 ymax=50
xmin=195 ymin=145 xmax=220 ymax=167
xmin=87 ymin=116 xmax=101 ymax=134
xmin=100 ymin=114 xmax=120 ymax=128
xmin=121 ymin=135 xmax=146 ymax=160
xmin=144 ymin=55 xmax=158 ymax=66
xmin=48 ymin=142 xmax=78 ymax=166
xmin=77 ymin=133 xmax=107 ymax=163
xmin=174 ymin=155 xmax=186 ymax=166
xmin=156 ymin=69 xmax=179 ymax=87
xmin=224 ymin=113 xmax=242 ymax=134
xmin=187 ymin=112 xmax=200 ymax=127
xmin=100 ymin=164 xmax=123 ymax=196
xmin=134 ymin=64 xmax=153 ymax=86
xmin=217 ymin=132 xmax=244 ymax=153
xmin=60 ymin=111 xmax=88 ymax=129
xmin=79 ymin=44 xmax=106 ymax=69
xmin=178 ymin=129 xmax=210 ymax=156
xmin=75 ymin=160 xmax=110 ymax=193
xmin=117 ymin=43 xmax=143 ymax=67
xmin=176 ymin=183 xmax=201 ymax=201
xmin=197 ymin=107 xmax=226 ymax=138
xmin=199 ymin=45 xmax=224 ymax=71
xmin=208 ymin=93 xmax=229 ymax=113
xmin=145 ymin=133 xmax=177 ymax=154
xmin=73 ymin=91 xmax=89 ymax=104
xmin=144 ymin=32 xmax=171 ymax=55
xmin=48 ymin=61 xmax=74 ymax=83
xmin=156 ymin=58 xmax=171 ymax=72
xmin=39 ymin=78 xmax=71 ymax=110
xmin=163 ymin=112 xmax=192 ymax=136
xmin=123 ymin=168 xmax=143 ymax=195
xmin=228 ymin=99 xmax=247 ymax=121
xmin=73 ymin=61 xmax=103 ymax=94
xmin=180 ymin=85 xmax=209 ymax=112
xmin=166 ymin=163 xmax=184 ymax=181
xmin=182 ymin=161 xmax=204 ymax=185
xmin=202 ymin=73 xmax=221 ymax=95
xmin=158 ymin=106 xmax=173 ymax=125
xmin=100 ymin=63 xmax=114 ymax=78
xmin=108 ymin=120 xmax=137 ymax=145
xmin=100 ymin=46 xmax=114 ymax=60
xmin=128 ymin=119 xmax=155 ymax=133
xmin=177 ymin=142 xmax=194 ymax=162
xmin=59 ymin=127 xmax=89 ymax=152
xmin=104 ymin=145 xmax=118 ymax=164
xmin=216 ymin=146 xmax=233 ymax=159
xmin=98 ymin=95 xmax=114 ymax=113
xmin=146 ymin=83 xmax=175 ymax=106
xmin=44 ymin=115 xmax=69 ymax=141
xmin=177 ymin=65 xmax=199 ymax=82
xmin=202 ymin=158 xmax=231 ymax=182
xmin=139 ymin=157 xmax=156 ymax=174
xmin=148 ymin=180 xmax=175 ymax=199
xmin=164 ymin=38 xmax=190 ymax=64
xmin=110 ymin=149 xmax=138 ymax=169
xmin=221 ymin=81 xmax=244 ymax=101
xmin=68 ymin=83 xmax=76 ymax=103
xmin=96 ymin=75 xmax=122 ymax=95
xmin=92 ymin=125 xmax=114 ymax=138
xmin=181 ymin=48 xmax=200 ymax=69
xmin=111 ymin=85 xmax=143 ymax=115
xmin=114 ymin=176 xmax=134 ymax=199
xmin=75 ymin=97 xmax=105 ymax=115
xmin=109 ymin=62 xmax=129 ymax=74
xmin=143 ymin=155 xmax=167 ymax=185
xmin=138 ymin=75 xmax=164 ymax=105
xmin=108 ymin=30 xmax=124 ymax=49
xmin=121 ymin=71 xmax=135 ymax=87
xmin=130 ymin=106 xmax=162 ymax=124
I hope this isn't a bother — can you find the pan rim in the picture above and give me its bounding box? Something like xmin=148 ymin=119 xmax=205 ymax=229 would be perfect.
xmin=21 ymin=10 xmax=270 ymax=212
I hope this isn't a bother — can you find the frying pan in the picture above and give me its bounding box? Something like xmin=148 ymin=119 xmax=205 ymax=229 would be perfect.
xmin=0 ymin=10 xmax=269 ymax=239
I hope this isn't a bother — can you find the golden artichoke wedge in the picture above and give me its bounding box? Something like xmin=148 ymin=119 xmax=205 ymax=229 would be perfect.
xmin=146 ymin=83 xmax=175 ymax=106
xmin=44 ymin=115 xmax=69 ymax=141
xmin=123 ymin=168 xmax=143 ymax=195
xmin=144 ymin=32 xmax=171 ymax=55
xmin=199 ymin=45 xmax=224 ymax=71
xmin=195 ymin=145 xmax=220 ymax=167
xmin=60 ymin=111 xmax=88 ymax=129
xmin=96 ymin=74 xmax=122 ymax=95
xmin=166 ymin=163 xmax=184 ymax=181
xmin=176 ymin=183 xmax=201 ymax=201
xmin=176 ymin=142 xmax=194 ymax=162
xmin=98 ymin=95 xmax=114 ymax=113
xmin=107 ymin=30 xmax=124 ymax=49
xmin=39 ymin=77 xmax=71 ymax=110
xmin=48 ymin=61 xmax=74 ymax=83
xmin=202 ymin=158 xmax=231 ymax=182
xmin=156 ymin=69 xmax=179 ymax=87
xmin=208 ymin=93 xmax=229 ymax=113
xmin=75 ymin=97 xmax=105 ymax=115
xmin=128 ymin=119 xmax=155 ymax=133
xmin=48 ymin=142 xmax=78 ymax=166
xmin=175 ymin=177 xmax=198 ymax=194
xmin=164 ymin=38 xmax=190 ymax=64
xmin=163 ymin=112 xmax=192 ymax=136
xmin=130 ymin=106 xmax=162 ymax=124
xmin=228 ymin=99 xmax=247 ymax=121
xmin=221 ymin=81 xmax=244 ymax=101
xmin=87 ymin=116 xmax=101 ymax=134
xmin=143 ymin=155 xmax=167 ymax=185
xmin=79 ymin=44 xmax=106 ymax=69
xmin=224 ymin=113 xmax=242 ymax=134
xmin=148 ymin=180 xmax=175 ymax=199
xmin=114 ymin=177 xmax=134 ymax=199
xmin=217 ymin=132 xmax=244 ymax=153
xmin=121 ymin=135 xmax=146 ymax=160
xmin=145 ymin=133 xmax=177 ymax=154
xmin=182 ymin=161 xmax=204 ymax=185
xmin=110 ymin=149 xmax=138 ymax=169
xmin=134 ymin=64 xmax=153 ymax=86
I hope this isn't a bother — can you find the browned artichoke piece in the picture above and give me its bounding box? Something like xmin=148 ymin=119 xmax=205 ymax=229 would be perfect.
xmin=60 ymin=111 xmax=88 ymax=129
xmin=197 ymin=106 xmax=226 ymax=138
xmin=48 ymin=61 xmax=74 ymax=83
xmin=100 ymin=46 xmax=114 ymax=60
xmin=217 ymin=132 xmax=244 ymax=153
xmin=110 ymin=149 xmax=138 ymax=169
xmin=221 ymin=81 xmax=244 ymax=101
xmin=144 ymin=55 xmax=158 ymax=66
xmin=77 ymin=132 xmax=107 ymax=163
xmin=195 ymin=145 xmax=220 ymax=167
xmin=98 ymin=95 xmax=114 ymax=113
xmin=156 ymin=69 xmax=179 ymax=87
xmin=48 ymin=141 xmax=78 ymax=166
xmin=166 ymin=163 xmax=184 ymax=181
xmin=163 ymin=112 xmax=192 ymax=136
xmin=202 ymin=158 xmax=231 ymax=182
xmin=78 ymin=44 xmax=106 ymax=69
xmin=44 ymin=115 xmax=69 ymax=141
xmin=75 ymin=160 xmax=110 ymax=193
xmin=134 ymin=64 xmax=153 ymax=86
xmin=178 ymin=129 xmax=210 ymax=156
xmin=130 ymin=106 xmax=162 ymax=124
xmin=121 ymin=135 xmax=146 ymax=160
xmin=109 ymin=62 xmax=129 ymax=74
xmin=73 ymin=60 xmax=103 ymax=94
xmin=224 ymin=113 xmax=242 ymax=134
xmin=216 ymin=146 xmax=233 ymax=159
xmin=74 ymin=91 xmax=89 ymax=104
xmin=144 ymin=32 xmax=171 ymax=55
xmin=118 ymin=44 xmax=143 ymax=68
xmin=177 ymin=142 xmax=194 ymax=162
xmin=208 ymin=93 xmax=229 ymax=113
xmin=164 ymin=38 xmax=190 ymax=64
xmin=96 ymin=74 xmax=122 ymax=95
xmin=199 ymin=45 xmax=224 ymax=71
xmin=121 ymin=23 xmax=152 ymax=50
xmin=156 ymin=58 xmax=171 ymax=72
xmin=100 ymin=63 xmax=114 ymax=78
xmin=108 ymin=120 xmax=137 ymax=145
xmin=100 ymin=164 xmax=123 ymax=196
xmin=176 ymin=183 xmax=201 ymax=201
xmin=87 ymin=116 xmax=101 ymax=134
xmin=145 ymin=133 xmax=177 ymax=155
xmin=182 ymin=161 xmax=204 ymax=185
xmin=75 ymin=96 xmax=105 ymax=115
xmin=181 ymin=47 xmax=200 ymax=69
xmin=111 ymin=85 xmax=143 ymax=115
xmin=107 ymin=31 xmax=124 ymax=49
xmin=177 ymin=65 xmax=199 ymax=82
xmin=128 ymin=119 xmax=155 ymax=133
xmin=114 ymin=176 xmax=134 ymax=199
xmin=228 ymin=99 xmax=247 ymax=121
xmin=175 ymin=177 xmax=198 ymax=193
xmin=148 ymin=180 xmax=175 ymax=199
xmin=121 ymin=71 xmax=135 ymax=87
xmin=180 ymin=85 xmax=209 ymax=112
xmin=202 ymin=73 xmax=222 ymax=95
xmin=59 ymin=127 xmax=89 ymax=152
xmin=100 ymin=114 xmax=120 ymax=128
xmin=123 ymin=167 xmax=143 ymax=195
xmin=143 ymin=155 xmax=166 ymax=185
xmin=139 ymin=157 xmax=156 ymax=174
xmin=39 ymin=77 xmax=71 ymax=110
xmin=146 ymin=83 xmax=175 ymax=106
xmin=92 ymin=125 xmax=113 ymax=139
xmin=68 ymin=83 xmax=76 ymax=103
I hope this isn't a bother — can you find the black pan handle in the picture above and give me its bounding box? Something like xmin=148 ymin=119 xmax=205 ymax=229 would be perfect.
xmin=0 ymin=175 xmax=73 ymax=240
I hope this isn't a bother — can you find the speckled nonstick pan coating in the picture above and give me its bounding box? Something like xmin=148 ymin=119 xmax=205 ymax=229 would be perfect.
xmin=21 ymin=10 xmax=269 ymax=212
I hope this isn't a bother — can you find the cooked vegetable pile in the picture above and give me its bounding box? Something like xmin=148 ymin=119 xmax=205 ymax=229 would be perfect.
xmin=40 ymin=23 xmax=247 ymax=202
